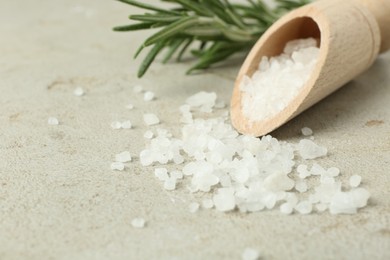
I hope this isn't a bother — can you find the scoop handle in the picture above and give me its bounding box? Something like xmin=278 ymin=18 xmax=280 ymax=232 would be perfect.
xmin=357 ymin=0 xmax=390 ymax=53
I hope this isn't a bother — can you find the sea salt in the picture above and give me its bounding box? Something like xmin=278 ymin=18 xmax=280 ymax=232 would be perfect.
xmin=111 ymin=162 xmax=125 ymax=171
xmin=73 ymin=87 xmax=84 ymax=96
xmin=126 ymin=103 xmax=134 ymax=110
xmin=121 ymin=120 xmax=132 ymax=129
xmin=240 ymin=38 xmax=320 ymax=122
xmin=329 ymin=188 xmax=370 ymax=214
xmin=131 ymin=218 xmax=146 ymax=228
xmin=48 ymin=117 xmax=59 ymax=125
xmin=295 ymin=201 xmax=313 ymax=214
xmin=301 ymin=127 xmax=313 ymax=136
xmin=280 ymin=202 xmax=293 ymax=215
xmin=298 ymin=139 xmax=327 ymax=159
xmin=189 ymin=202 xmax=200 ymax=213
xmin=349 ymin=175 xmax=362 ymax=187
xmin=144 ymin=130 xmax=154 ymax=139
xmin=242 ymin=248 xmax=260 ymax=260
xmin=143 ymin=113 xmax=160 ymax=126
xmin=202 ymin=199 xmax=214 ymax=209
xmin=155 ymin=168 xmax=169 ymax=181
xmin=111 ymin=121 xmax=122 ymax=130
xmin=144 ymin=91 xmax=155 ymax=101
xmin=115 ymin=151 xmax=132 ymax=163
xmin=164 ymin=178 xmax=176 ymax=191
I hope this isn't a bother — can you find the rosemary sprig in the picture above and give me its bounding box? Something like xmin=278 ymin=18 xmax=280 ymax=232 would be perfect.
xmin=114 ymin=0 xmax=311 ymax=77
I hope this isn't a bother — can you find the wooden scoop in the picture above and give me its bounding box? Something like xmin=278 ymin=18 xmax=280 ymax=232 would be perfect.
xmin=231 ymin=0 xmax=390 ymax=136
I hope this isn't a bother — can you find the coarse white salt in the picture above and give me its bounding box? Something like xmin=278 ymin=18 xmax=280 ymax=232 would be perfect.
xmin=297 ymin=164 xmax=310 ymax=179
xmin=240 ymin=38 xmax=319 ymax=122
xmin=143 ymin=113 xmax=160 ymax=126
xmin=298 ymin=139 xmax=327 ymax=159
xmin=301 ymin=127 xmax=313 ymax=136
xmin=280 ymin=202 xmax=293 ymax=215
xmin=202 ymin=199 xmax=214 ymax=209
xmin=121 ymin=120 xmax=132 ymax=129
xmin=131 ymin=218 xmax=146 ymax=228
xmin=263 ymin=173 xmax=295 ymax=192
xmin=315 ymin=203 xmax=328 ymax=212
xmin=164 ymin=178 xmax=176 ymax=191
xmin=144 ymin=91 xmax=155 ymax=101
xmin=213 ymin=188 xmax=235 ymax=212
xmin=349 ymin=175 xmax=362 ymax=188
xmin=133 ymin=85 xmax=143 ymax=93
xmin=111 ymin=121 xmax=122 ymax=130
xmin=186 ymin=91 xmax=217 ymax=113
xmin=170 ymin=170 xmax=183 ymax=180
xmin=189 ymin=202 xmax=200 ymax=213
xmin=126 ymin=103 xmax=134 ymax=110
xmin=329 ymin=188 xmax=370 ymax=214
xmin=144 ymin=130 xmax=154 ymax=139
xmin=154 ymin=168 xmax=169 ymax=181
xmin=111 ymin=162 xmax=125 ymax=171
xmin=115 ymin=151 xmax=132 ymax=163
xmin=242 ymin=248 xmax=260 ymax=260
xmin=48 ymin=117 xmax=59 ymax=125
xmin=295 ymin=201 xmax=313 ymax=214
xmin=295 ymin=180 xmax=308 ymax=193
xmin=73 ymin=87 xmax=84 ymax=96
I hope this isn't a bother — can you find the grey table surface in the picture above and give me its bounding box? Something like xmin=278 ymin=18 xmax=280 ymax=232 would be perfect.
xmin=0 ymin=0 xmax=389 ymax=259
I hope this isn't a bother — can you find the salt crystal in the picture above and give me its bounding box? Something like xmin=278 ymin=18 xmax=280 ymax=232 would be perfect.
xmin=295 ymin=201 xmax=313 ymax=214
xmin=144 ymin=130 xmax=154 ymax=139
xmin=298 ymin=139 xmax=327 ymax=159
xmin=329 ymin=188 xmax=370 ymax=214
xmin=301 ymin=127 xmax=313 ymax=136
xmin=126 ymin=103 xmax=134 ymax=110
xmin=280 ymin=202 xmax=293 ymax=215
xmin=297 ymin=164 xmax=310 ymax=179
xmin=144 ymin=91 xmax=155 ymax=101
xmin=48 ymin=117 xmax=59 ymax=125
xmin=189 ymin=202 xmax=200 ymax=213
xmin=315 ymin=203 xmax=328 ymax=212
xmin=111 ymin=121 xmax=122 ymax=129
xmin=164 ymin=178 xmax=176 ymax=191
xmin=73 ymin=87 xmax=84 ymax=96
xmin=240 ymin=38 xmax=319 ymax=122
xmin=170 ymin=170 xmax=183 ymax=180
xmin=140 ymin=149 xmax=153 ymax=166
xmin=263 ymin=173 xmax=295 ymax=192
xmin=186 ymin=92 xmax=217 ymax=113
xmin=202 ymin=199 xmax=214 ymax=209
xmin=111 ymin=162 xmax=125 ymax=171
xmin=131 ymin=218 xmax=145 ymax=228
xmin=349 ymin=175 xmax=362 ymax=187
xmin=133 ymin=85 xmax=143 ymax=93
xmin=121 ymin=120 xmax=132 ymax=129
xmin=242 ymin=248 xmax=260 ymax=260
xmin=213 ymin=188 xmax=235 ymax=212
xmin=295 ymin=180 xmax=308 ymax=193
xmin=115 ymin=151 xmax=132 ymax=163
xmin=154 ymin=168 xmax=169 ymax=181
xmin=143 ymin=113 xmax=160 ymax=126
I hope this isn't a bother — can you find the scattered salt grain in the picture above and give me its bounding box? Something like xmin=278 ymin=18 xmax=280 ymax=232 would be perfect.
xmin=164 ymin=178 xmax=176 ymax=191
xmin=144 ymin=130 xmax=154 ymax=139
xmin=329 ymin=188 xmax=370 ymax=214
xmin=240 ymin=38 xmax=319 ymax=122
xmin=121 ymin=120 xmax=132 ymax=129
xmin=349 ymin=175 xmax=362 ymax=188
xmin=73 ymin=87 xmax=84 ymax=96
xmin=202 ymin=199 xmax=214 ymax=209
xmin=315 ymin=203 xmax=328 ymax=212
xmin=213 ymin=188 xmax=235 ymax=212
xmin=186 ymin=92 xmax=217 ymax=113
xmin=280 ymin=202 xmax=293 ymax=215
xmin=301 ymin=127 xmax=313 ymax=136
xmin=126 ymin=103 xmax=134 ymax=110
xmin=115 ymin=151 xmax=132 ymax=163
xmin=189 ymin=202 xmax=200 ymax=213
xmin=144 ymin=91 xmax=155 ymax=101
xmin=48 ymin=117 xmax=59 ymax=125
xmin=242 ymin=248 xmax=260 ymax=260
xmin=131 ymin=218 xmax=146 ymax=228
xmin=143 ymin=113 xmax=160 ymax=126
xmin=133 ymin=85 xmax=143 ymax=93
xmin=111 ymin=121 xmax=122 ymax=130
xmin=295 ymin=180 xmax=308 ymax=193
xmin=170 ymin=170 xmax=183 ymax=180
xmin=298 ymin=139 xmax=327 ymax=159
xmin=295 ymin=201 xmax=313 ymax=214
xmin=154 ymin=168 xmax=169 ymax=181
xmin=111 ymin=162 xmax=125 ymax=171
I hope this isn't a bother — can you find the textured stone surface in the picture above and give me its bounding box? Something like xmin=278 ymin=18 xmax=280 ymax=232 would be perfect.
xmin=0 ymin=0 xmax=389 ymax=259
